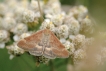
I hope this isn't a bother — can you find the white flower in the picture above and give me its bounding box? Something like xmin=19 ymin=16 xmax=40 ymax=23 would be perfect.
xmin=64 ymin=41 xmax=71 ymax=49
xmin=23 ymin=9 xmax=35 ymax=23
xmin=64 ymin=41 xmax=75 ymax=55
xmin=40 ymin=19 xmax=55 ymax=32
xmin=56 ymin=25 xmax=69 ymax=38
xmin=78 ymin=5 xmax=88 ymax=22
xmin=5 ymin=12 xmax=14 ymax=18
xmin=13 ymin=32 xmax=31 ymax=42
xmin=45 ymin=14 xmax=53 ymax=19
xmin=59 ymin=38 xmax=66 ymax=44
xmin=73 ymin=49 xmax=86 ymax=64
xmin=14 ymin=7 xmax=26 ymax=22
xmin=68 ymin=5 xmax=88 ymax=21
xmin=2 ymin=17 xmax=16 ymax=30
xmin=20 ymin=32 xmax=31 ymax=39
xmin=44 ymin=0 xmax=61 ymax=14
xmin=69 ymin=35 xmax=75 ymax=41
xmin=13 ymin=35 xmax=20 ymax=42
xmin=80 ymin=17 xmax=93 ymax=34
xmin=66 ymin=18 xmax=80 ymax=35
xmin=19 ymin=0 xmax=29 ymax=8
xmin=51 ymin=12 xmax=65 ymax=26
xmin=64 ymin=16 xmax=75 ymax=25
xmin=0 ymin=30 xmax=9 ymax=42
xmin=6 ymin=0 xmax=19 ymax=9
xmin=11 ymin=23 xmax=28 ymax=35
xmin=30 ymin=0 xmax=44 ymax=12
xmin=69 ymin=43 xmax=75 ymax=55
xmin=72 ymin=34 xmax=85 ymax=49
xmin=6 ymin=42 xmax=25 ymax=59
xmin=68 ymin=6 xmax=79 ymax=18
xmin=0 ymin=3 xmax=7 ymax=15
xmin=79 ymin=5 xmax=88 ymax=15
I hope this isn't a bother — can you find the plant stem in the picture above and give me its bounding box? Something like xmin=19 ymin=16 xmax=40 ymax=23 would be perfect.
xmin=50 ymin=60 xmax=55 ymax=71
xmin=37 ymin=0 xmax=44 ymax=22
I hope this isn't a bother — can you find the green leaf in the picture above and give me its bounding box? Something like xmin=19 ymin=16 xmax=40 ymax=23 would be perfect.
xmin=0 ymin=49 xmax=68 ymax=71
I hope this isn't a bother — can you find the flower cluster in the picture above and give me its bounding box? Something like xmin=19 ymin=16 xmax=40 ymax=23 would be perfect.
xmin=0 ymin=0 xmax=106 ymax=70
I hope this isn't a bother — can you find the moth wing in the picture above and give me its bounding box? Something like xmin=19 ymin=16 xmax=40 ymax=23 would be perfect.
xmin=49 ymin=31 xmax=69 ymax=58
xmin=43 ymin=47 xmax=56 ymax=59
xmin=43 ymin=30 xmax=69 ymax=58
xmin=17 ymin=30 xmax=45 ymax=56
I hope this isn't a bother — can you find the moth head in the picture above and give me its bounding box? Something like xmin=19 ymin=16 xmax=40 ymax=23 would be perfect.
xmin=44 ymin=29 xmax=50 ymax=36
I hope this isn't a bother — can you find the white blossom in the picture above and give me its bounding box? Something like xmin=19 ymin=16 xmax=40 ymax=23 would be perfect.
xmin=2 ymin=17 xmax=16 ymax=30
xmin=0 ymin=30 xmax=9 ymax=43
xmin=69 ymin=35 xmax=75 ymax=41
xmin=74 ymin=49 xmax=86 ymax=64
xmin=51 ymin=12 xmax=65 ymax=26
xmin=40 ymin=19 xmax=55 ymax=32
xmin=72 ymin=34 xmax=85 ymax=49
xmin=56 ymin=25 xmax=69 ymax=38
xmin=59 ymin=38 xmax=66 ymax=44
xmin=80 ymin=17 xmax=93 ymax=34
xmin=23 ymin=9 xmax=35 ymax=23
xmin=78 ymin=5 xmax=88 ymax=22
xmin=44 ymin=0 xmax=61 ymax=14
xmin=6 ymin=42 xmax=25 ymax=59
xmin=30 ymin=0 xmax=44 ymax=12
xmin=64 ymin=41 xmax=75 ymax=55
xmin=11 ymin=23 xmax=28 ymax=35
xmin=0 ymin=3 xmax=7 ymax=15
xmin=13 ymin=32 xmax=31 ymax=42
xmin=66 ymin=18 xmax=80 ymax=35
xmin=14 ymin=7 xmax=26 ymax=22
xmin=20 ymin=32 xmax=31 ymax=39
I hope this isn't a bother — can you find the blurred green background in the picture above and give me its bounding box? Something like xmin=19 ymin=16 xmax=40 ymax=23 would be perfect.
xmin=0 ymin=0 xmax=106 ymax=71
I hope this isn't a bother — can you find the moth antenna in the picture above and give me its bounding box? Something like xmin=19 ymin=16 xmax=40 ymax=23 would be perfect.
xmin=37 ymin=0 xmax=44 ymax=22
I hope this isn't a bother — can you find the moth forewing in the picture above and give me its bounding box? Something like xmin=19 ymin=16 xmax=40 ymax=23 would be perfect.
xmin=17 ymin=29 xmax=69 ymax=59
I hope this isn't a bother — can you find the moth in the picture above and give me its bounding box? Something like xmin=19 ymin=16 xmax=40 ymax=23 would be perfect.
xmin=17 ymin=29 xmax=69 ymax=59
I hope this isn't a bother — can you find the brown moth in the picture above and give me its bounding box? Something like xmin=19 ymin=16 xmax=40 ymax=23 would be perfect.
xmin=17 ymin=29 xmax=69 ymax=59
